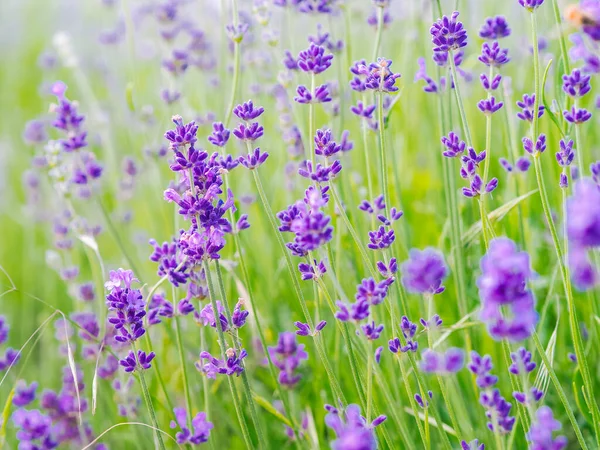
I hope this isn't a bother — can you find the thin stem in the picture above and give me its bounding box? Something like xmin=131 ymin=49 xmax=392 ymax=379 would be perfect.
xmin=377 ymin=92 xmax=390 ymax=215
xmin=483 ymin=65 xmax=494 ymax=183
xmin=308 ymin=73 xmax=316 ymax=166
xmin=372 ymin=7 xmax=384 ymax=61
xmin=532 ymin=332 xmax=588 ymax=450
xmin=551 ymin=0 xmax=571 ymax=75
xmin=574 ymin=98 xmax=585 ymax=174
xmin=214 ymin=261 xmax=265 ymax=449
xmin=134 ymin=343 xmax=166 ymax=450
xmin=224 ymin=0 xmax=241 ymax=128
xmin=203 ymin=260 xmax=254 ymax=449
xmin=361 ymin=93 xmax=375 ymax=209
xmin=174 ymin=313 xmax=194 ymax=428
xmin=448 ymin=50 xmax=473 ymax=147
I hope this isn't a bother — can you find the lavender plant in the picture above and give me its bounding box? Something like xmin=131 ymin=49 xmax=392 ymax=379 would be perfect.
xmin=3 ymin=0 xmax=600 ymax=449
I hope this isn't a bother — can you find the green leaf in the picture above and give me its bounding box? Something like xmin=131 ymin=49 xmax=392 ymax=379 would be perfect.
xmin=126 ymin=82 xmax=135 ymax=112
xmin=253 ymin=393 xmax=293 ymax=427
xmin=462 ymin=189 xmax=538 ymax=246
xmin=541 ymin=59 xmax=566 ymax=139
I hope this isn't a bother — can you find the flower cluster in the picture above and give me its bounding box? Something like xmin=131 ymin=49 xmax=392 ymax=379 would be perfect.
xmin=400 ymin=248 xmax=448 ymax=295
xmin=477 ymin=16 xmax=509 ymax=118
xmin=324 ymin=403 xmax=386 ymax=449
xmin=527 ymin=407 xmax=568 ymax=449
xmin=0 ymin=316 xmax=20 ymax=372
xmin=468 ymin=352 xmax=515 ymax=434
xmin=509 ymin=348 xmax=544 ymax=405
xmin=477 ymin=238 xmax=538 ymax=341
xmin=196 ymin=348 xmax=247 ymax=379
xmin=268 ymin=332 xmax=309 ymax=387
xmin=420 ymin=348 xmax=465 ymax=375
xmin=442 ymin=132 xmax=498 ymax=198
xmin=430 ymin=12 xmax=468 ymax=53
xmin=294 ymin=43 xmax=333 ymax=104
xmin=170 ymin=407 xmax=214 ymax=445
xmin=562 ymin=68 xmax=593 ymax=124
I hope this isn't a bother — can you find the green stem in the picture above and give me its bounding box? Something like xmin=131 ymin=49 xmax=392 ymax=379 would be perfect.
xmin=203 ymin=260 xmax=254 ymax=449
xmin=530 ymin=11 xmax=600 ymax=444
xmin=551 ymin=0 xmax=571 ymax=75
xmin=377 ymin=92 xmax=390 ymax=215
xmin=532 ymin=332 xmax=588 ymax=450
xmin=372 ymin=7 xmax=384 ymax=61
xmin=361 ymin=93 xmax=375 ymax=210
xmin=483 ymin=65 xmax=494 ymax=184
xmin=308 ymin=73 xmax=316 ymax=166
xmin=224 ymin=0 xmax=241 ymax=128
xmin=134 ymin=342 xmax=166 ymax=450
xmin=448 ymin=50 xmax=472 ymax=147
xmin=174 ymin=313 xmax=194 ymax=427
xmin=574 ymin=99 xmax=585 ymax=174
xmin=214 ymin=261 xmax=265 ymax=449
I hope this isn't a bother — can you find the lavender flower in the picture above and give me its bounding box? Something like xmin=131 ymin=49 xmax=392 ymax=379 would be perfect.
xmin=358 ymin=58 xmax=401 ymax=93
xmin=516 ymin=94 xmax=544 ymax=122
xmin=508 ymin=347 xmax=536 ymax=375
xmin=233 ymin=100 xmax=265 ymax=121
xmin=149 ymin=238 xmax=189 ymax=287
xmin=13 ymin=381 xmax=38 ymax=407
xmin=294 ymin=320 xmax=327 ymax=337
xmin=462 ymin=440 xmax=485 ymax=450
xmin=430 ymin=12 xmax=468 ymax=53
xmin=239 ymin=147 xmax=269 ymax=170
xmin=294 ymin=84 xmax=332 ymax=104
xmin=297 ymin=43 xmax=333 ymax=74
xmin=477 ymin=96 xmax=504 ymax=115
xmin=298 ymin=259 xmax=327 ymax=281
xmin=562 ymin=69 xmax=592 ymax=98
xmin=564 ymin=106 xmax=592 ymax=124
xmin=269 ymin=332 xmax=308 ymax=387
xmin=119 ymin=350 xmax=156 ymax=373
xmin=12 ymin=409 xmax=57 ymax=450
xmin=389 ymin=316 xmax=418 ymax=353
xmin=207 ymin=122 xmax=230 ymax=147
xmin=324 ymin=404 xmax=386 ymax=450
xmin=197 ymin=348 xmax=247 ymax=379
xmin=527 ymin=407 xmax=568 ymax=449
xmin=170 ymin=408 xmax=213 ymax=445
xmin=478 ymin=42 xmax=510 ymax=67
xmin=522 ymin=134 xmax=546 ymax=156
xmin=105 ymin=269 xmax=147 ymax=343
xmin=519 ymin=0 xmax=545 ymax=11
xmin=400 ymin=248 xmax=448 ymax=295
xmin=477 ymin=238 xmax=538 ymax=341
xmin=479 ymin=16 xmax=511 ymax=39
xmin=420 ymin=348 xmax=465 ymax=374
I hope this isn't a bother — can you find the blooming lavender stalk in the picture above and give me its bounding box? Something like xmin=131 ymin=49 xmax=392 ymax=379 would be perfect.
xmin=562 ymin=69 xmax=592 ymax=173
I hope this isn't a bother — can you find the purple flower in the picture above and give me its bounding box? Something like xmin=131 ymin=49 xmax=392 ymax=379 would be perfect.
xmin=350 ymin=101 xmax=376 ymax=119
xmin=283 ymin=50 xmax=298 ymax=70
xmin=376 ymin=257 xmax=398 ymax=278
xmin=516 ymin=94 xmax=544 ymax=122
xmin=514 ymin=387 xmax=544 ymax=405
xmin=479 ymin=389 xmax=516 ymax=433
xmin=165 ymin=115 xmax=199 ymax=150
xmin=232 ymin=122 xmax=264 ymax=141
xmin=562 ymin=69 xmax=592 ymax=98
xmin=105 ymin=268 xmax=147 ymax=343
xmin=23 ymin=119 xmax=48 ymax=145
xmin=368 ymin=226 xmax=395 ymax=250
xmin=359 ymin=58 xmax=402 ymax=93
xmin=400 ymin=248 xmax=448 ymax=295
xmin=233 ymin=100 xmax=265 ymax=121
xmin=360 ymin=321 xmax=384 ymax=340
xmin=170 ymin=408 xmax=214 ymax=445
xmin=519 ymin=0 xmax=545 ymax=11
xmin=441 ymin=131 xmax=466 ymax=157
xmin=50 ymin=81 xmax=87 ymax=153
xmin=294 ymin=320 xmax=327 ymax=337
xmin=314 ymin=128 xmax=342 ymax=158
xmin=415 ymin=391 xmax=433 ymax=408
xmin=119 ymin=350 xmax=156 ymax=373
xmin=430 ymin=11 xmax=468 ymax=53
xmin=480 ymin=73 xmax=502 ymax=92
xmin=197 ymin=348 xmax=247 ymax=379
xmin=477 ymin=96 xmax=504 ymax=115
xmin=0 ymin=316 xmax=9 ymax=345
xmin=13 ymin=381 xmax=38 ymax=407
xmin=198 ymin=301 xmax=229 ymax=331
xmin=356 ymin=278 xmax=389 ymax=305
xmin=324 ymin=404 xmax=385 ymax=450
xmin=149 ymin=238 xmax=189 ymax=287
xmin=12 ymin=409 xmax=57 ymax=450
xmin=477 ymin=238 xmax=538 ymax=341
xmin=269 ymin=332 xmax=308 ymax=387
xmin=239 ymin=147 xmax=269 ymax=170
xmin=527 ymin=407 xmax=568 ymax=450
xmin=298 ymin=159 xmax=342 ymax=183
xmin=564 ymin=106 xmax=592 ymax=123
xmin=207 ymin=122 xmax=230 ymax=147
xmin=556 ymin=139 xmax=575 ymax=167
xmin=226 ymin=22 xmax=249 ymax=43
xmin=478 ymin=42 xmax=510 ymax=67
xmin=468 ymin=352 xmax=499 ymax=388
xmin=479 ymin=16 xmax=511 ymax=39
xmin=335 ymin=300 xmax=370 ymax=322
xmin=420 ymin=348 xmax=465 ymax=374
xmin=509 ymin=347 xmax=536 ymax=375
xmin=298 ymin=259 xmax=327 ymax=281
xmin=522 ymin=134 xmax=546 ymax=156
xmin=294 ymin=84 xmax=332 ymax=104
xmin=462 ymin=439 xmax=485 ymax=450
xmin=297 ymin=43 xmax=333 ymax=74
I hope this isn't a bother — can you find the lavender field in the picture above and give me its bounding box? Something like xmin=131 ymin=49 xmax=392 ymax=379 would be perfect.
xmin=2 ymin=0 xmax=600 ymax=448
